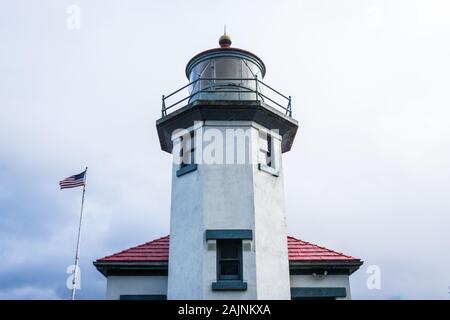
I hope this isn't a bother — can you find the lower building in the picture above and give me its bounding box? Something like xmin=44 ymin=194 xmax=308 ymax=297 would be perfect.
xmin=94 ymin=235 xmax=362 ymax=300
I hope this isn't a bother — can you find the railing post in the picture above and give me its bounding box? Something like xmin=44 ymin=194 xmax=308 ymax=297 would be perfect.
xmin=162 ymin=94 xmax=166 ymax=117
xmin=255 ymin=75 xmax=258 ymax=101
xmin=288 ymin=95 xmax=292 ymax=117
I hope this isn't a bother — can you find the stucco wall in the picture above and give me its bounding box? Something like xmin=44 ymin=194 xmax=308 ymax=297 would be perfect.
xmin=167 ymin=121 xmax=291 ymax=299
xmin=105 ymin=273 xmax=352 ymax=300
xmin=201 ymin=123 xmax=257 ymax=299
xmin=106 ymin=276 xmax=168 ymax=300
xmin=167 ymin=143 xmax=204 ymax=299
xmin=252 ymin=132 xmax=291 ymax=299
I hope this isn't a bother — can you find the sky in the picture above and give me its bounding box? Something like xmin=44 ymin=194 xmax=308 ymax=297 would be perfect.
xmin=1 ymin=0 xmax=450 ymax=299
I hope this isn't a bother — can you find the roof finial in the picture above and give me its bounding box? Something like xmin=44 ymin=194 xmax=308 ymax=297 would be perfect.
xmin=219 ymin=25 xmax=231 ymax=48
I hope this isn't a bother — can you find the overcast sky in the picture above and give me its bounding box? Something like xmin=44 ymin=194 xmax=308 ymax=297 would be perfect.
xmin=1 ymin=0 xmax=450 ymax=299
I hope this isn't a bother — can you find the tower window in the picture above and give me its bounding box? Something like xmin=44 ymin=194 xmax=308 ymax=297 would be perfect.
xmin=176 ymin=130 xmax=197 ymax=177
xmin=266 ymin=134 xmax=272 ymax=167
xmin=259 ymin=131 xmax=272 ymax=167
xmin=217 ymin=239 xmax=242 ymax=280
xmin=258 ymin=131 xmax=279 ymax=176
xmin=180 ymin=131 xmax=195 ymax=168
xmin=208 ymin=229 xmax=249 ymax=291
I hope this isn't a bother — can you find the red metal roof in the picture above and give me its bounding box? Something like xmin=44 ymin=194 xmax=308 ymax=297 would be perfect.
xmin=97 ymin=235 xmax=359 ymax=263
xmin=98 ymin=235 xmax=170 ymax=262
xmin=287 ymin=236 xmax=358 ymax=261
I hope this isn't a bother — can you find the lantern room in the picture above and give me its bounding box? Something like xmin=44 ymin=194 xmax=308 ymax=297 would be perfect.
xmin=157 ymin=34 xmax=298 ymax=154
xmin=185 ymin=34 xmax=266 ymax=102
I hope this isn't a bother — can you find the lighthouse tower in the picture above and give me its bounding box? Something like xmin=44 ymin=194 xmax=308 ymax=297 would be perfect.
xmin=156 ymin=34 xmax=298 ymax=299
xmin=94 ymin=33 xmax=363 ymax=300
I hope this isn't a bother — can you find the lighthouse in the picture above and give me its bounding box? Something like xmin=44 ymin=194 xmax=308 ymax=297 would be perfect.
xmin=156 ymin=33 xmax=297 ymax=299
xmin=94 ymin=34 xmax=362 ymax=300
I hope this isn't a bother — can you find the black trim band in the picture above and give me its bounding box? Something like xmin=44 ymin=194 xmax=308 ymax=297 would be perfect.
xmin=291 ymin=287 xmax=347 ymax=299
xmin=120 ymin=295 xmax=167 ymax=300
xmin=206 ymin=229 xmax=253 ymax=240
xmin=212 ymin=281 xmax=248 ymax=291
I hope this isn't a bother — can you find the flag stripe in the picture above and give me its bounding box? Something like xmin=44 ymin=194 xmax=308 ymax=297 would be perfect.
xmin=59 ymin=180 xmax=84 ymax=185
xmin=60 ymin=182 xmax=84 ymax=187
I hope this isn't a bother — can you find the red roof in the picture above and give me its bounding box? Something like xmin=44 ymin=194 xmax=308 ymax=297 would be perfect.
xmin=287 ymin=236 xmax=358 ymax=261
xmin=97 ymin=235 xmax=359 ymax=263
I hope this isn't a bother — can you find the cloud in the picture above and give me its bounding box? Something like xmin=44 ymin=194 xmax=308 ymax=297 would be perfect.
xmin=0 ymin=286 xmax=60 ymax=300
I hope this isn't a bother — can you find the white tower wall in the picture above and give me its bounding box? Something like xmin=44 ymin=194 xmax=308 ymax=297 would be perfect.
xmin=167 ymin=121 xmax=290 ymax=299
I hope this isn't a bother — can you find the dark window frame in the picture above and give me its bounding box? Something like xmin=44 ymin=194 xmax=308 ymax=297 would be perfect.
xmin=176 ymin=130 xmax=197 ymax=177
xmin=259 ymin=131 xmax=274 ymax=168
xmin=258 ymin=131 xmax=279 ymax=177
xmin=216 ymin=239 xmax=243 ymax=281
xmin=266 ymin=134 xmax=272 ymax=167
xmin=180 ymin=131 xmax=195 ymax=168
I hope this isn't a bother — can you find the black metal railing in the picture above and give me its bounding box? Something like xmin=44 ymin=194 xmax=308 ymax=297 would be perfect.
xmin=161 ymin=77 xmax=292 ymax=118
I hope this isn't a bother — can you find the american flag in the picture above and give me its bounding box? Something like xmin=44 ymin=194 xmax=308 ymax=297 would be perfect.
xmin=59 ymin=170 xmax=86 ymax=189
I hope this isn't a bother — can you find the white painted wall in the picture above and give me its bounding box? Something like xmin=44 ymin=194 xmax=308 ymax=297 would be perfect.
xmin=106 ymin=276 xmax=168 ymax=300
xmin=104 ymin=273 xmax=352 ymax=300
xmin=289 ymin=274 xmax=352 ymax=300
xmin=167 ymin=151 xmax=204 ymax=299
xmin=167 ymin=121 xmax=291 ymax=299
xmin=252 ymin=134 xmax=291 ymax=299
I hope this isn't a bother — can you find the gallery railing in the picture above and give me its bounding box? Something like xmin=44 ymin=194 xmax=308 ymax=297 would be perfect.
xmin=161 ymin=77 xmax=292 ymax=118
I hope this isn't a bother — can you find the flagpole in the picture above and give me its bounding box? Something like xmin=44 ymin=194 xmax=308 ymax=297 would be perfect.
xmin=71 ymin=166 xmax=88 ymax=300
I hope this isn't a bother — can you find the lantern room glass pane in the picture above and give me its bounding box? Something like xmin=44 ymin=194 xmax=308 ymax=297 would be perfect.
xmin=214 ymin=58 xmax=241 ymax=79
xmin=188 ymin=57 xmax=262 ymax=102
